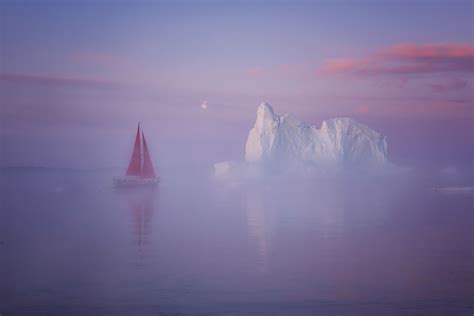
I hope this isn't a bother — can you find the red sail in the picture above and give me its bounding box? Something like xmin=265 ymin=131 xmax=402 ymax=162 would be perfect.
xmin=126 ymin=125 xmax=142 ymax=176
xmin=141 ymin=133 xmax=156 ymax=178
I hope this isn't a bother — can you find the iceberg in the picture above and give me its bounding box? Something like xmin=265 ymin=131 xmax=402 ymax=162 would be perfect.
xmin=214 ymin=102 xmax=390 ymax=178
xmin=246 ymin=102 xmax=388 ymax=168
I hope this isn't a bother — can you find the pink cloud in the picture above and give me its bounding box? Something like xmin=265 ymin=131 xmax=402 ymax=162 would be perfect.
xmin=429 ymin=78 xmax=469 ymax=93
xmin=321 ymin=58 xmax=355 ymax=74
xmin=320 ymin=43 xmax=474 ymax=76
xmin=0 ymin=73 xmax=114 ymax=87
xmin=245 ymin=67 xmax=264 ymax=77
xmin=354 ymin=99 xmax=473 ymax=118
xmin=383 ymin=43 xmax=474 ymax=59
xmin=244 ymin=63 xmax=311 ymax=79
xmin=73 ymin=51 xmax=136 ymax=69
xmin=355 ymin=105 xmax=370 ymax=114
xmin=405 ymin=101 xmax=473 ymax=117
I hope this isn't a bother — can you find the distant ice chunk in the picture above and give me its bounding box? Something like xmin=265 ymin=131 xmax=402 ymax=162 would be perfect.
xmin=214 ymin=161 xmax=237 ymax=178
xmin=440 ymin=166 xmax=458 ymax=176
xmin=432 ymin=186 xmax=474 ymax=194
xmin=213 ymin=161 xmax=262 ymax=180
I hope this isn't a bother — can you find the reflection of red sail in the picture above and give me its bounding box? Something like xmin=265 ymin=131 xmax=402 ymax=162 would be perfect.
xmin=126 ymin=125 xmax=142 ymax=176
xmin=142 ymin=135 xmax=156 ymax=178
xmin=132 ymin=202 xmax=145 ymax=246
xmin=130 ymin=189 xmax=155 ymax=257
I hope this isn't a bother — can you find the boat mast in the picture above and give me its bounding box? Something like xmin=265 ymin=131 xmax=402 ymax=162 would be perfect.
xmin=139 ymin=122 xmax=144 ymax=176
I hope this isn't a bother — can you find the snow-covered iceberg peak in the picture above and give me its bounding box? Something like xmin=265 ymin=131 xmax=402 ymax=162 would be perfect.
xmin=245 ymin=102 xmax=280 ymax=162
xmin=255 ymin=102 xmax=279 ymax=131
xmin=245 ymin=102 xmax=388 ymax=169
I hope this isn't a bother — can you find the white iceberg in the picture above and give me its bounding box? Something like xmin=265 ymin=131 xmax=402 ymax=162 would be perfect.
xmin=246 ymin=102 xmax=388 ymax=167
xmin=214 ymin=102 xmax=390 ymax=178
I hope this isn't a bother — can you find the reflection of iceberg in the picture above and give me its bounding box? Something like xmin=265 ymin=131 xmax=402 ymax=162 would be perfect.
xmin=245 ymin=188 xmax=276 ymax=273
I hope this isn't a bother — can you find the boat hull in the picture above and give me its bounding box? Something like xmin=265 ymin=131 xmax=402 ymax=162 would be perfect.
xmin=113 ymin=176 xmax=159 ymax=187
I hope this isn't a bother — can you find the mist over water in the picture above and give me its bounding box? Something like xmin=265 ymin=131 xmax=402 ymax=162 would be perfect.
xmin=1 ymin=76 xmax=472 ymax=315
xmin=1 ymin=167 xmax=472 ymax=315
xmin=1 ymin=1 xmax=473 ymax=315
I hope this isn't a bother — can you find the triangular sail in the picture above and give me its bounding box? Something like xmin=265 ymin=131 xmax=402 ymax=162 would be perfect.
xmin=126 ymin=125 xmax=142 ymax=176
xmin=141 ymin=133 xmax=156 ymax=178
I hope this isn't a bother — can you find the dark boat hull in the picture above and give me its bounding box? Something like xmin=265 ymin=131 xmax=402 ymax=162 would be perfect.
xmin=113 ymin=176 xmax=159 ymax=187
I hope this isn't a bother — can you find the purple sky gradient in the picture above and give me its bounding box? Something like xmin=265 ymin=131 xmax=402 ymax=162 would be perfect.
xmin=1 ymin=1 xmax=473 ymax=171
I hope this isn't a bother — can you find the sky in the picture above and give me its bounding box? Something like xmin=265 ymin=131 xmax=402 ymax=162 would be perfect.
xmin=1 ymin=0 xmax=473 ymax=171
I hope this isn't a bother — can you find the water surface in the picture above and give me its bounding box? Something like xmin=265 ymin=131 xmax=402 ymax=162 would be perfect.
xmin=1 ymin=168 xmax=472 ymax=315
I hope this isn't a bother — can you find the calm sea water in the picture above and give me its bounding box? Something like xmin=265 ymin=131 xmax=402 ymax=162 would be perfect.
xmin=1 ymin=168 xmax=472 ymax=315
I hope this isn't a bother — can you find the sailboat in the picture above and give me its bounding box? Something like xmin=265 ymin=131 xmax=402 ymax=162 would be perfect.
xmin=114 ymin=123 xmax=159 ymax=187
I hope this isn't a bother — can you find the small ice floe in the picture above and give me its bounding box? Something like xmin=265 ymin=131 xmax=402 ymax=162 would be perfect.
xmin=440 ymin=166 xmax=457 ymax=176
xmin=54 ymin=186 xmax=64 ymax=193
xmin=213 ymin=161 xmax=237 ymax=178
xmin=432 ymin=186 xmax=474 ymax=194
xmin=213 ymin=161 xmax=262 ymax=181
